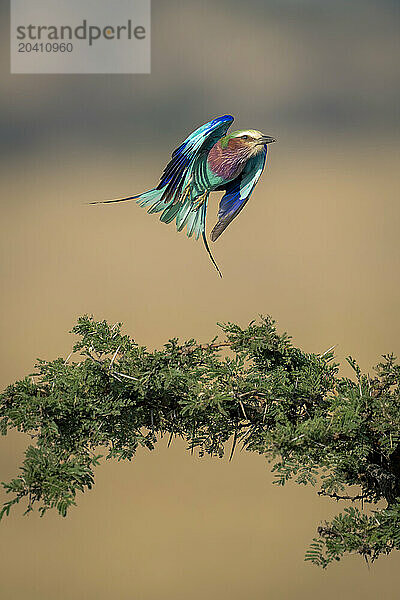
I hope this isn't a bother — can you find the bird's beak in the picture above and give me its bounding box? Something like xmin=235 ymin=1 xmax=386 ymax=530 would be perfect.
xmin=257 ymin=135 xmax=277 ymax=145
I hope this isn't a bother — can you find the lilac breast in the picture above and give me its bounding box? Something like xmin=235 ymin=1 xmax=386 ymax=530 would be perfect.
xmin=207 ymin=141 xmax=248 ymax=182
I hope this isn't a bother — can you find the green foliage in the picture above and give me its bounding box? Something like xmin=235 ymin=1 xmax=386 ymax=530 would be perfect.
xmin=1 ymin=315 xmax=399 ymax=567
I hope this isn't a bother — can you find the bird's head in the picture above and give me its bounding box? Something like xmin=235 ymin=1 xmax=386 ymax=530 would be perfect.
xmin=220 ymin=129 xmax=276 ymax=155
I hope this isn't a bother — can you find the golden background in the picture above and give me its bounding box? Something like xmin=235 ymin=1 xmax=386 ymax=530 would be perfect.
xmin=0 ymin=1 xmax=399 ymax=597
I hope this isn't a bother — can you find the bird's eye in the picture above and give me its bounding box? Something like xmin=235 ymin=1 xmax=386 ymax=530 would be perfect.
xmin=242 ymin=135 xmax=249 ymax=140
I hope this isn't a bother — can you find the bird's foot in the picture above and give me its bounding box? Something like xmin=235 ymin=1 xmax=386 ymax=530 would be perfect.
xmin=180 ymin=179 xmax=193 ymax=204
xmin=193 ymin=192 xmax=208 ymax=210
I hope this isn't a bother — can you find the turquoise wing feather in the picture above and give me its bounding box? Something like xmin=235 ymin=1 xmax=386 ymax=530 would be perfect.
xmin=151 ymin=114 xmax=234 ymax=235
xmin=210 ymin=149 xmax=267 ymax=242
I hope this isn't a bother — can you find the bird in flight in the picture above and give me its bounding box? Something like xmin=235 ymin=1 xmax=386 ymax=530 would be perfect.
xmin=91 ymin=115 xmax=276 ymax=277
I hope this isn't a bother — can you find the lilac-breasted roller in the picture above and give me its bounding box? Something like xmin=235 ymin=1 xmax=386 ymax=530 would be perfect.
xmin=91 ymin=115 xmax=276 ymax=277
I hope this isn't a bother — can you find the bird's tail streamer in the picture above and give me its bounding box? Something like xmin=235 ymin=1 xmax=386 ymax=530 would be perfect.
xmin=201 ymin=199 xmax=223 ymax=278
xmin=88 ymin=194 xmax=140 ymax=205
xmin=202 ymin=230 xmax=222 ymax=278
xmin=88 ymin=189 xmax=162 ymax=207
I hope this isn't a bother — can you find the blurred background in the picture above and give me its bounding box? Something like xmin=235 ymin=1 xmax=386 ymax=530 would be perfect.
xmin=0 ymin=0 xmax=399 ymax=598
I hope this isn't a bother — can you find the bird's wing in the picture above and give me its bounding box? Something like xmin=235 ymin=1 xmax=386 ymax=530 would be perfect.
xmin=210 ymin=149 xmax=267 ymax=242
xmin=135 ymin=115 xmax=234 ymax=237
xmin=156 ymin=114 xmax=234 ymax=205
